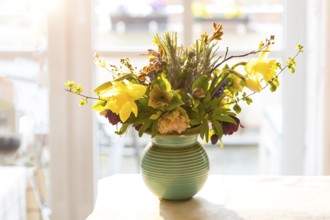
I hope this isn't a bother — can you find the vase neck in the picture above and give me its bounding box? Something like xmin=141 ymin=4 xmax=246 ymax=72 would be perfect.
xmin=151 ymin=134 xmax=198 ymax=148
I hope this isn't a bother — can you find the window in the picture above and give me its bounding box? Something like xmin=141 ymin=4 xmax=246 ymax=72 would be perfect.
xmin=0 ymin=0 xmax=49 ymax=138
xmin=0 ymin=2 xmax=49 ymax=162
xmin=0 ymin=0 xmax=50 ymax=218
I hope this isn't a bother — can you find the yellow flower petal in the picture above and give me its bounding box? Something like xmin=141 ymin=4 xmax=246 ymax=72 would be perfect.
xmin=105 ymin=99 xmax=119 ymax=114
xmin=258 ymin=45 xmax=271 ymax=61
xmin=126 ymin=82 xmax=147 ymax=100
xmin=99 ymin=86 xmax=120 ymax=98
xmin=119 ymin=102 xmax=132 ymax=122
xmin=130 ymin=101 xmax=138 ymax=117
xmin=245 ymin=78 xmax=262 ymax=92
xmin=258 ymin=60 xmax=277 ymax=82
xmin=103 ymin=90 xmax=140 ymax=122
xmin=93 ymin=82 xmax=112 ymax=95
xmin=244 ymin=59 xmax=257 ymax=76
xmin=91 ymin=100 xmax=107 ymax=111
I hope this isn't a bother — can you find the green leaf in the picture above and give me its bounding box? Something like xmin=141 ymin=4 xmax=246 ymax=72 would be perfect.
xmin=138 ymin=119 xmax=153 ymax=137
xmin=192 ymin=75 xmax=209 ymax=91
xmin=91 ymin=100 xmax=107 ymax=111
xmin=289 ymin=67 xmax=295 ymax=74
xmin=200 ymin=120 xmax=209 ymax=141
xmin=233 ymin=104 xmax=241 ymax=114
xmin=210 ymin=98 xmax=221 ymax=107
xmin=159 ymin=73 xmax=172 ymax=91
xmin=138 ymin=97 xmax=149 ymax=107
xmin=216 ymin=115 xmax=236 ymax=124
xmin=269 ymin=81 xmax=277 ymax=92
xmin=114 ymin=73 xmax=138 ymax=82
xmin=222 ymin=64 xmax=230 ymax=70
xmin=116 ymin=123 xmax=130 ymax=135
xmin=245 ymin=96 xmax=253 ymax=105
xmin=273 ymin=77 xmax=280 ymax=87
xmin=149 ymin=111 xmax=162 ymax=120
xmin=93 ymin=81 xmax=112 ymax=95
xmin=286 ymin=57 xmax=297 ymax=74
xmin=211 ymin=120 xmax=223 ymax=138
xmin=165 ymin=92 xmax=184 ymax=111
xmin=151 ymin=121 xmax=158 ymax=137
xmin=190 ymin=118 xmax=202 ymax=126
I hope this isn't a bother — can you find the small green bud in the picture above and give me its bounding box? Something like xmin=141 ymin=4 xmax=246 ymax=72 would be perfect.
xmin=192 ymin=87 xmax=206 ymax=99
xmin=65 ymin=80 xmax=75 ymax=89
xmin=74 ymin=84 xmax=83 ymax=94
xmin=295 ymin=44 xmax=304 ymax=52
xmin=245 ymin=96 xmax=253 ymax=105
xmin=79 ymin=98 xmax=88 ymax=106
xmin=269 ymin=81 xmax=277 ymax=92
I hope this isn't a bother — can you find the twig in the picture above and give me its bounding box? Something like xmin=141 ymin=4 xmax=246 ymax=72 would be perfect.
xmin=65 ymin=89 xmax=102 ymax=101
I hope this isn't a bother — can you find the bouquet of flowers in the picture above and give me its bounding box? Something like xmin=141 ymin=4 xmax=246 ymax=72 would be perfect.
xmin=65 ymin=23 xmax=303 ymax=146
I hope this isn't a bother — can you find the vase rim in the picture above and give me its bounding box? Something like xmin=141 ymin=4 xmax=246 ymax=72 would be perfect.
xmin=151 ymin=133 xmax=198 ymax=148
xmin=148 ymin=125 xmax=201 ymax=137
xmin=153 ymin=133 xmax=199 ymax=138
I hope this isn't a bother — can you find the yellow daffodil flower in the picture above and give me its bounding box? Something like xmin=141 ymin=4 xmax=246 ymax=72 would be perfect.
xmin=244 ymin=46 xmax=278 ymax=92
xmin=93 ymin=81 xmax=146 ymax=122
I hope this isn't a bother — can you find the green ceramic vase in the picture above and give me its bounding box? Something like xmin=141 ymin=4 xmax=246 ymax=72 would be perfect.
xmin=140 ymin=134 xmax=210 ymax=200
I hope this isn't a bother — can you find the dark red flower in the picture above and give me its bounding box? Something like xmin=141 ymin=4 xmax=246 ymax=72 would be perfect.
xmin=134 ymin=124 xmax=142 ymax=132
xmin=104 ymin=110 xmax=121 ymax=125
xmin=222 ymin=116 xmax=243 ymax=135
xmin=211 ymin=134 xmax=218 ymax=145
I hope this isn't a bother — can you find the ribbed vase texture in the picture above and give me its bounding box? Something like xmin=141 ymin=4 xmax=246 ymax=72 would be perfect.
xmin=140 ymin=134 xmax=210 ymax=200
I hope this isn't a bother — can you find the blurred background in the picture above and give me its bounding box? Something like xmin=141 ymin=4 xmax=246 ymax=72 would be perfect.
xmin=0 ymin=0 xmax=329 ymax=219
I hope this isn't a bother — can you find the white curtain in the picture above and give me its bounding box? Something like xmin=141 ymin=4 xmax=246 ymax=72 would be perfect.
xmin=304 ymin=0 xmax=330 ymax=175
xmin=319 ymin=0 xmax=330 ymax=174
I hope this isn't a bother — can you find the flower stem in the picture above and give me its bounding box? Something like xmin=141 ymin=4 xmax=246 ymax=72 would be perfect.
xmin=65 ymin=89 xmax=103 ymax=101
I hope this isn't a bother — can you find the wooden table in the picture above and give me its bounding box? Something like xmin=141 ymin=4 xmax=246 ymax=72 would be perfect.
xmin=87 ymin=174 xmax=330 ymax=220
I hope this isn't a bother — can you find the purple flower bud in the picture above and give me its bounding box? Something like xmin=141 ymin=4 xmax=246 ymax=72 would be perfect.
xmin=211 ymin=134 xmax=218 ymax=145
xmin=104 ymin=110 xmax=121 ymax=125
xmin=214 ymin=79 xmax=228 ymax=98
